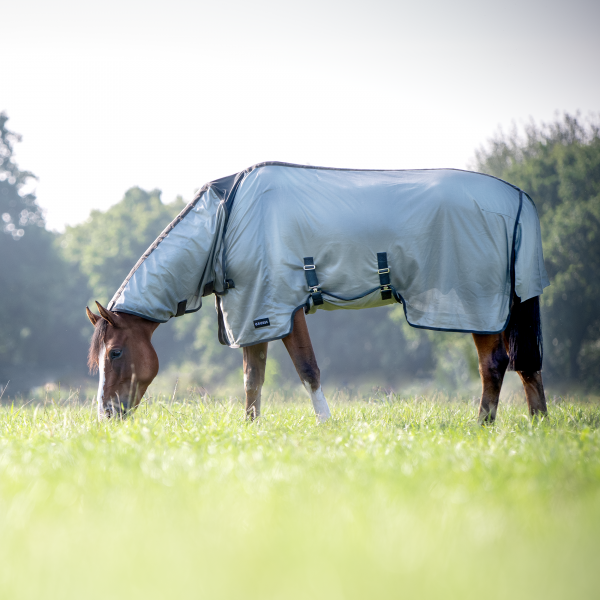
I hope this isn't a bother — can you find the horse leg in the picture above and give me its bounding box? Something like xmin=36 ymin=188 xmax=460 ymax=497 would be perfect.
xmin=501 ymin=331 xmax=547 ymax=417
xmin=472 ymin=333 xmax=509 ymax=424
xmin=502 ymin=296 xmax=547 ymax=418
xmin=516 ymin=371 xmax=547 ymax=417
xmin=282 ymin=310 xmax=331 ymax=422
xmin=243 ymin=342 xmax=268 ymax=420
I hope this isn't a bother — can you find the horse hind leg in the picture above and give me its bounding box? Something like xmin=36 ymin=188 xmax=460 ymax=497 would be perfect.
xmin=243 ymin=342 xmax=269 ymax=420
xmin=282 ymin=310 xmax=331 ymax=422
xmin=472 ymin=333 xmax=509 ymax=424
xmin=503 ymin=329 xmax=547 ymax=417
xmin=515 ymin=370 xmax=547 ymax=418
xmin=503 ymin=296 xmax=547 ymax=418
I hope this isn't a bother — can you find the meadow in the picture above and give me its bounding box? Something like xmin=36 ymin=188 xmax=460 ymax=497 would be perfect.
xmin=0 ymin=390 xmax=598 ymax=599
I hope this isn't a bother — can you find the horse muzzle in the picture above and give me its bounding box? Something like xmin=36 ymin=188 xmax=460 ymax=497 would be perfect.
xmin=99 ymin=395 xmax=133 ymax=420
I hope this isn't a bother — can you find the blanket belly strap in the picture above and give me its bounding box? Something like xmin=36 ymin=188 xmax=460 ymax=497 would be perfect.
xmin=377 ymin=252 xmax=392 ymax=300
xmin=175 ymin=300 xmax=187 ymax=317
xmin=303 ymin=257 xmax=324 ymax=305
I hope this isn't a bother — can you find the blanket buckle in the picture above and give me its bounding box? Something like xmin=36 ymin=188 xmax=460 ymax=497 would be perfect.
xmin=377 ymin=252 xmax=392 ymax=300
xmin=303 ymin=257 xmax=324 ymax=306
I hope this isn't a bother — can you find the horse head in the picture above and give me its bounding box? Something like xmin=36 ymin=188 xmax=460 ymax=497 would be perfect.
xmin=87 ymin=302 xmax=159 ymax=419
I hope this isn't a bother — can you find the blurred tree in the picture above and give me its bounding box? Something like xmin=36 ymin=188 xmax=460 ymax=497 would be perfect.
xmin=301 ymin=307 xmax=429 ymax=388
xmin=60 ymin=187 xmax=186 ymax=304
xmin=0 ymin=113 xmax=90 ymax=394
xmin=0 ymin=112 xmax=44 ymax=239
xmin=473 ymin=113 xmax=600 ymax=386
xmin=386 ymin=305 xmax=480 ymax=392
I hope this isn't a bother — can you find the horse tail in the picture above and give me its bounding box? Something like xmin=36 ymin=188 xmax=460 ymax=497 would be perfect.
xmin=506 ymin=295 xmax=543 ymax=372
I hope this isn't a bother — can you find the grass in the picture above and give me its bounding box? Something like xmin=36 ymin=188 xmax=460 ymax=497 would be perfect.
xmin=0 ymin=392 xmax=599 ymax=599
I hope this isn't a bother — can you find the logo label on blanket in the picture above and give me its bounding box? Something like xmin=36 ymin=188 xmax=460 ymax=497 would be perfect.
xmin=253 ymin=318 xmax=271 ymax=329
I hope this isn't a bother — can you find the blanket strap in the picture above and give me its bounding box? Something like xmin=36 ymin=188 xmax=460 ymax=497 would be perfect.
xmin=303 ymin=257 xmax=324 ymax=306
xmin=377 ymin=252 xmax=392 ymax=300
xmin=175 ymin=300 xmax=187 ymax=317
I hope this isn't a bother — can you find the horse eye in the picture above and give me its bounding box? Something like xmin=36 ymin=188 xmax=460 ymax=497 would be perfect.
xmin=109 ymin=349 xmax=122 ymax=360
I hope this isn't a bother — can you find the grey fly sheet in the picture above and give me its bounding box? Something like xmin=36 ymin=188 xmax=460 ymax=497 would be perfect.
xmin=108 ymin=163 xmax=549 ymax=348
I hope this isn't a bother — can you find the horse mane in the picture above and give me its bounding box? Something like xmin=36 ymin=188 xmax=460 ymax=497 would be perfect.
xmin=88 ymin=318 xmax=108 ymax=374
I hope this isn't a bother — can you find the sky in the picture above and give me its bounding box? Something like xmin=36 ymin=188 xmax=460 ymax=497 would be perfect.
xmin=1 ymin=0 xmax=599 ymax=231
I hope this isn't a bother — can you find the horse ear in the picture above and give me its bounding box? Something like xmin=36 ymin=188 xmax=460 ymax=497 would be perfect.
xmin=95 ymin=301 xmax=117 ymax=327
xmin=86 ymin=306 xmax=99 ymax=326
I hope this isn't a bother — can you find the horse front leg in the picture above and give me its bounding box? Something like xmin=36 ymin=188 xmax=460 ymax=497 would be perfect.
xmin=472 ymin=333 xmax=509 ymax=424
xmin=282 ymin=310 xmax=331 ymax=422
xmin=243 ymin=342 xmax=268 ymax=420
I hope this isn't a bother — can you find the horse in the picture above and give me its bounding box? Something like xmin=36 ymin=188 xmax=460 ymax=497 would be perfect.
xmin=86 ymin=163 xmax=549 ymax=423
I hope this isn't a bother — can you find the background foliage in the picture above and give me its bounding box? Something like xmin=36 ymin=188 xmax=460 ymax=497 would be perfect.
xmin=1 ymin=112 xmax=598 ymax=396
xmin=473 ymin=113 xmax=600 ymax=386
xmin=0 ymin=114 xmax=89 ymax=391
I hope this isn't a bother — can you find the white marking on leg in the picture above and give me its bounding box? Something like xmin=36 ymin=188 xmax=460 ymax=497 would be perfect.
xmin=303 ymin=381 xmax=331 ymax=422
xmin=97 ymin=343 xmax=106 ymax=420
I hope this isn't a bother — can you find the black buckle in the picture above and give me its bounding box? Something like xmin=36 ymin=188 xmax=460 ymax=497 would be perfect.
xmin=377 ymin=252 xmax=392 ymax=300
xmin=303 ymin=257 xmax=324 ymax=305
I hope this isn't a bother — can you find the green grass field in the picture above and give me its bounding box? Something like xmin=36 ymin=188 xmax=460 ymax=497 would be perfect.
xmin=0 ymin=391 xmax=599 ymax=599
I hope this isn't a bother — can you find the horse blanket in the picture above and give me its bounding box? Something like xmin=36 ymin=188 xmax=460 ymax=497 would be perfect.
xmin=108 ymin=163 xmax=549 ymax=348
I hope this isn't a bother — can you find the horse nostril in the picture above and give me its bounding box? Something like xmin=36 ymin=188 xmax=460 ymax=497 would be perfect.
xmin=105 ymin=402 xmax=129 ymax=419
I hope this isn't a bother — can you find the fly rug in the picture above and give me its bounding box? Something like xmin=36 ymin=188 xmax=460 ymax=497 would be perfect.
xmin=87 ymin=163 xmax=550 ymax=423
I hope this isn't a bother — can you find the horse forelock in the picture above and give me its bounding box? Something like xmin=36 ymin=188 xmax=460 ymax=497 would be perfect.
xmin=88 ymin=319 xmax=108 ymax=374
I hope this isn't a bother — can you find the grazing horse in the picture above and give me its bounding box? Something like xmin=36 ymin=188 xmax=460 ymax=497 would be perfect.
xmin=86 ymin=163 xmax=549 ymax=423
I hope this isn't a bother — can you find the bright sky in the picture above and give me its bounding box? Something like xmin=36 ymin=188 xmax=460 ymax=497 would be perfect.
xmin=2 ymin=0 xmax=599 ymax=231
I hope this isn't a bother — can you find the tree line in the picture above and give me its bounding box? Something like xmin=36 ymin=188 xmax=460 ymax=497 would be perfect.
xmin=1 ymin=112 xmax=598 ymax=396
